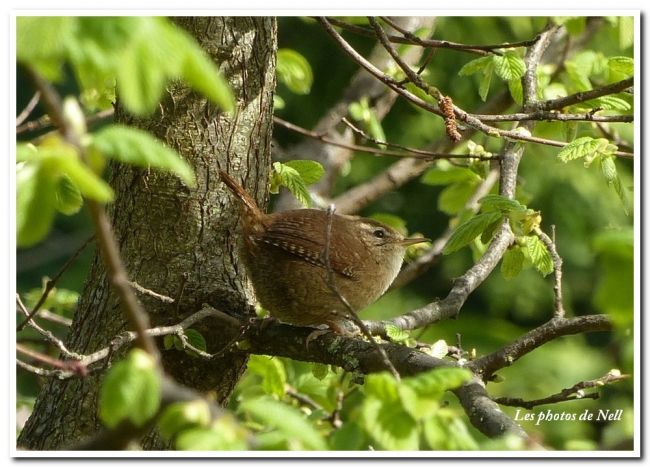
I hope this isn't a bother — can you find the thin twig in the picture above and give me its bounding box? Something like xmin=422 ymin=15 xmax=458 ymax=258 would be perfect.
xmin=317 ymin=18 xmax=634 ymax=160
xmin=16 ymin=107 xmax=114 ymax=135
xmin=16 ymin=343 xmax=87 ymax=377
xmin=322 ymin=205 xmax=401 ymax=380
xmin=17 ymin=235 xmax=95 ymax=331
xmin=27 ymin=66 xmax=159 ymax=359
xmin=325 ymin=16 xmax=538 ymax=54
xmin=274 ymin=116 xmax=488 ymax=160
xmin=129 ymin=281 xmax=175 ymax=304
xmin=475 ymin=111 xmax=632 ymax=123
xmin=286 ymin=387 xmax=324 ymax=413
xmin=534 ymin=225 xmax=566 ymax=318
xmin=16 ymin=91 xmax=41 ymax=126
xmin=16 ymin=294 xmax=83 ymax=360
xmin=494 ymin=370 xmax=629 ymax=409
xmin=539 ymin=78 xmax=633 ymax=111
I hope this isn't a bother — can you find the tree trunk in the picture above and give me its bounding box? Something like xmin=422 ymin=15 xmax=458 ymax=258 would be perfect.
xmin=18 ymin=16 xmax=276 ymax=450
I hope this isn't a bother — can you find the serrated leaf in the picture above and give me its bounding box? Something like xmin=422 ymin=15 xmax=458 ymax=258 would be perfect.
xmin=493 ymin=51 xmax=525 ymax=81
xmin=92 ymin=124 xmax=195 ymax=187
xmin=271 ymin=161 xmax=312 ymax=207
xmin=479 ymin=194 xmax=527 ymax=213
xmin=443 ymin=211 xmax=503 ymax=254
xmin=600 ymin=156 xmax=618 ymax=185
xmin=608 ymin=56 xmax=633 ymax=77
xmin=458 ymin=56 xmax=493 ymax=76
xmin=361 ymin=397 xmax=418 ymax=450
xmin=54 ymin=175 xmax=83 ymax=215
xmin=276 ymin=49 xmax=313 ymax=95
xmin=283 ymin=160 xmax=324 ymax=185
xmin=385 ymin=324 xmax=410 ymax=343
xmin=589 ymin=95 xmax=632 ymax=112
xmin=16 ymin=162 xmax=57 ymax=248
xmin=501 ymin=246 xmax=525 ymax=280
xmin=521 ymin=235 xmax=554 ymax=276
xmin=240 ymin=397 xmax=326 ymax=450
xmin=98 ymin=348 xmax=161 ymax=429
xmin=404 ymin=367 xmax=472 ymax=399
xmin=247 ymin=355 xmax=287 ymax=398
xmin=159 ymin=400 xmax=211 ymax=440
xmin=163 ymin=334 xmax=175 ymax=350
xmin=480 ymin=217 xmax=503 ymax=244
xmin=557 ymin=137 xmax=608 ymax=163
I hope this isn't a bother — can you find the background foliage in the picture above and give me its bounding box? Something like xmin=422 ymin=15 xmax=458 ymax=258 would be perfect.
xmin=16 ymin=16 xmax=634 ymax=451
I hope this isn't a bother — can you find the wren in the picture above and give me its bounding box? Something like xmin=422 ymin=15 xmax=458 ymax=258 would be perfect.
xmin=219 ymin=170 xmax=428 ymax=333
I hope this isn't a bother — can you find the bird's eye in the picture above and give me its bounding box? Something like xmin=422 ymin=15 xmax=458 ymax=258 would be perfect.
xmin=373 ymin=229 xmax=386 ymax=238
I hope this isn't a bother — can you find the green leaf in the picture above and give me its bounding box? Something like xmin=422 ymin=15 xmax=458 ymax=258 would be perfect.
xmin=54 ymin=175 xmax=83 ymax=215
xmin=176 ymin=416 xmax=248 ymax=450
xmin=478 ymin=61 xmax=494 ymax=102
xmin=271 ymin=161 xmax=312 ymax=207
xmin=428 ymin=339 xmax=449 ymax=359
xmin=553 ymin=17 xmax=586 ymax=36
xmin=557 ymin=137 xmax=609 ymax=163
xmin=424 ymin=413 xmax=479 ymax=450
xmin=404 ymin=367 xmax=473 ymax=399
xmin=619 ymin=17 xmax=634 ymax=50
xmin=443 ymin=211 xmax=503 ymax=254
xmin=247 ymin=355 xmax=287 ymax=398
xmin=479 ymin=194 xmax=527 ymax=213
xmin=180 ymin=31 xmax=235 ymax=113
xmin=54 ymin=156 xmax=115 ymax=203
xmin=458 ymin=56 xmax=493 ymax=76
xmin=311 ymin=363 xmax=329 ymax=381
xmin=521 ymin=235 xmax=554 ymax=276
xmin=589 ymin=95 xmax=632 ymax=112
xmin=361 ymin=397 xmax=418 ymax=450
xmin=283 ymin=160 xmax=325 ymax=185
xmin=276 ymin=49 xmax=313 ymax=95
xmin=385 ymin=324 xmax=410 ymax=343
xmin=501 ymin=246 xmax=525 ymax=279
xmin=608 ymin=56 xmax=634 ymax=77
xmin=508 ymin=78 xmax=523 ymax=105
xmin=163 ymin=334 xmax=175 ymax=350
xmin=438 ymin=180 xmax=481 ymax=216
xmin=159 ymin=400 xmax=212 ymax=440
xmin=92 ymin=124 xmax=195 ymax=187
xmin=600 ymin=156 xmax=618 ymax=185
xmin=493 ymin=51 xmax=525 ymax=81
xmin=16 ymin=162 xmax=57 ymax=248
xmin=240 ymin=397 xmax=327 ymax=450
xmin=16 ymin=17 xmax=77 ymax=80
xmin=183 ymin=329 xmax=207 ymax=354
xmin=98 ymin=348 xmax=161 ymax=429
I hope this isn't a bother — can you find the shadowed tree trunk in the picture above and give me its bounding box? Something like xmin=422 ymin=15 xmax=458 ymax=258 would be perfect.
xmin=18 ymin=16 xmax=277 ymax=450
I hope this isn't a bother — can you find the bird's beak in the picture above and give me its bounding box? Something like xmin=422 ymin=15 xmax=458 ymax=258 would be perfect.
xmin=398 ymin=236 xmax=431 ymax=246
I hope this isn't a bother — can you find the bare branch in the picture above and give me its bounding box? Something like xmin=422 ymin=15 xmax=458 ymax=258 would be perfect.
xmin=16 ymin=91 xmax=41 ymax=126
xmin=17 ymin=235 xmax=94 ymax=331
xmin=469 ymin=315 xmax=613 ymax=378
xmin=326 ymin=16 xmax=538 ymax=55
xmin=494 ymin=370 xmax=629 ymax=409
xmin=539 ymin=78 xmax=633 ymax=111
xmin=534 ymin=226 xmax=566 ymax=318
xmin=475 ymin=111 xmax=632 ymax=123
xmin=129 ymin=281 xmax=175 ymax=304
xmin=16 ymin=343 xmax=87 ymax=377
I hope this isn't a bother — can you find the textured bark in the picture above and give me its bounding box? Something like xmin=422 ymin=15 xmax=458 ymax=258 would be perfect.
xmin=18 ymin=16 xmax=276 ymax=450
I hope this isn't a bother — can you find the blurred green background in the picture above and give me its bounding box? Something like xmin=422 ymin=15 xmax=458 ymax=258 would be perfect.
xmin=17 ymin=16 xmax=634 ymax=450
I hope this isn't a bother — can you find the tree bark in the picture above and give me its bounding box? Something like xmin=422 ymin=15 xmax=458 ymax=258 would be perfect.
xmin=18 ymin=16 xmax=276 ymax=450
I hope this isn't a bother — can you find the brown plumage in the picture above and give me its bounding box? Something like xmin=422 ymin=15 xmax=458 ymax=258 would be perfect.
xmin=219 ymin=170 xmax=427 ymax=332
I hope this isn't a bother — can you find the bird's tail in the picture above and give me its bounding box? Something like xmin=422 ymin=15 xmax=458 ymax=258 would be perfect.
xmin=218 ymin=170 xmax=261 ymax=217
